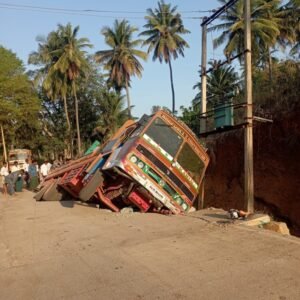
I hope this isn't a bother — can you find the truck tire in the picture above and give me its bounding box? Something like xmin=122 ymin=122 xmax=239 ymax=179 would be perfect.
xmin=79 ymin=170 xmax=104 ymax=202
xmin=42 ymin=178 xmax=66 ymax=201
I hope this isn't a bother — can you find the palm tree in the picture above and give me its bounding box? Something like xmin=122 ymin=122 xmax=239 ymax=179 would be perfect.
xmin=193 ymin=60 xmax=241 ymax=108
xmin=94 ymin=90 xmax=129 ymax=142
xmin=209 ymin=0 xmax=282 ymax=67
xmin=279 ymin=0 xmax=300 ymax=58
xmin=95 ymin=19 xmax=147 ymax=118
xmin=52 ymin=23 xmax=92 ymax=155
xmin=140 ymin=0 xmax=190 ymax=114
xmin=29 ymin=31 xmax=72 ymax=134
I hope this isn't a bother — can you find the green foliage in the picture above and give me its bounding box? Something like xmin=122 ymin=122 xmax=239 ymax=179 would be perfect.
xmin=93 ymin=90 xmax=129 ymax=142
xmin=193 ymin=60 xmax=242 ymax=109
xmin=253 ymin=59 xmax=300 ymax=113
xmin=140 ymin=0 xmax=190 ymax=113
xmin=0 ymin=46 xmax=41 ymax=150
xmin=140 ymin=0 xmax=190 ymax=63
xmin=95 ymin=19 xmax=147 ymax=117
xmin=209 ymin=0 xmax=282 ymax=64
xmin=37 ymin=60 xmax=107 ymax=157
xmin=179 ymin=105 xmax=200 ymax=134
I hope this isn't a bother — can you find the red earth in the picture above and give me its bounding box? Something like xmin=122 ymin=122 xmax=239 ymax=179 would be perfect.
xmin=204 ymin=109 xmax=300 ymax=236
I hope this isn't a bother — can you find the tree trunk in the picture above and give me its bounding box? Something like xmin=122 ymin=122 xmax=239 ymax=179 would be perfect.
xmin=63 ymin=95 xmax=71 ymax=133
xmin=168 ymin=59 xmax=176 ymax=114
xmin=63 ymin=95 xmax=72 ymax=158
xmin=74 ymin=87 xmax=82 ymax=156
xmin=125 ymin=79 xmax=132 ymax=118
xmin=1 ymin=124 xmax=7 ymax=162
xmin=268 ymin=48 xmax=273 ymax=89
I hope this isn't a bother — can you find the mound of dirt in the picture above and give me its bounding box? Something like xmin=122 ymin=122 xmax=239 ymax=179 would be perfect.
xmin=204 ymin=109 xmax=300 ymax=236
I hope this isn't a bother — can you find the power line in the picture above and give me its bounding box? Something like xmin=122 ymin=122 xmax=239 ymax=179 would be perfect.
xmin=0 ymin=2 xmax=213 ymax=15
xmin=201 ymin=0 xmax=239 ymax=26
xmin=0 ymin=6 xmax=144 ymax=19
xmin=0 ymin=5 xmax=206 ymax=20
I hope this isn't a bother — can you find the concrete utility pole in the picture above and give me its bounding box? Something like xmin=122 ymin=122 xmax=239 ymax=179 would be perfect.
xmin=200 ymin=17 xmax=208 ymax=135
xmin=198 ymin=17 xmax=208 ymax=210
xmin=244 ymin=0 xmax=254 ymax=213
xmin=1 ymin=125 xmax=7 ymax=162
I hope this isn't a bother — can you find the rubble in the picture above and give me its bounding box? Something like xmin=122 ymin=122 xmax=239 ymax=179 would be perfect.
xmin=263 ymin=221 xmax=290 ymax=235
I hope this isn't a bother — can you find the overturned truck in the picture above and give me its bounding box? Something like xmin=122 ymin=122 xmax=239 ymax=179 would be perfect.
xmin=36 ymin=110 xmax=209 ymax=214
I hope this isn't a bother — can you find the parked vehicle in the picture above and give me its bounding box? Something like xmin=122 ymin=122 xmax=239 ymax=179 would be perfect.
xmin=8 ymin=149 xmax=31 ymax=170
xmin=36 ymin=110 xmax=209 ymax=214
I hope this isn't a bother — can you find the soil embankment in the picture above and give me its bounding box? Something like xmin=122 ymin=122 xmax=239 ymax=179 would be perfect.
xmin=204 ymin=110 xmax=300 ymax=236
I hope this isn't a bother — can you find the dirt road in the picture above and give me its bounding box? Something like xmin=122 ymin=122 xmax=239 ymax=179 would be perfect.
xmin=0 ymin=191 xmax=300 ymax=300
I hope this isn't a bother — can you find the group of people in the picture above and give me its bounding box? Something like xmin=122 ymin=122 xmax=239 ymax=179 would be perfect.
xmin=0 ymin=159 xmax=52 ymax=196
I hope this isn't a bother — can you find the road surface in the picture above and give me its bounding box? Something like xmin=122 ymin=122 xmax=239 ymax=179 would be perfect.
xmin=0 ymin=190 xmax=300 ymax=299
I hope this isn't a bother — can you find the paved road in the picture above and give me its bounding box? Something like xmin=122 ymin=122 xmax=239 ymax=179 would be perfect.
xmin=0 ymin=191 xmax=300 ymax=300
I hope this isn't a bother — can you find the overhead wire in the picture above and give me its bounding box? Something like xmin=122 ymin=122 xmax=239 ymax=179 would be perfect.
xmin=0 ymin=2 xmax=213 ymax=18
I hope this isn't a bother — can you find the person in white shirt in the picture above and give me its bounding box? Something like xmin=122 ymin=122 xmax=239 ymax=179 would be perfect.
xmin=40 ymin=161 xmax=48 ymax=179
xmin=23 ymin=159 xmax=29 ymax=172
xmin=10 ymin=161 xmax=20 ymax=173
xmin=1 ymin=162 xmax=9 ymax=194
xmin=46 ymin=161 xmax=52 ymax=173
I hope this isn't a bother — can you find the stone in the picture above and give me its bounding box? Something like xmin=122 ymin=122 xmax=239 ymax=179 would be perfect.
xmin=188 ymin=206 xmax=196 ymax=213
xmin=263 ymin=221 xmax=290 ymax=235
xmin=120 ymin=207 xmax=134 ymax=214
xmin=242 ymin=214 xmax=271 ymax=226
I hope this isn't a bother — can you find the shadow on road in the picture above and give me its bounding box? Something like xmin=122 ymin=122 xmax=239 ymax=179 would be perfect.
xmin=204 ymin=213 xmax=228 ymax=220
xmin=59 ymin=200 xmax=75 ymax=208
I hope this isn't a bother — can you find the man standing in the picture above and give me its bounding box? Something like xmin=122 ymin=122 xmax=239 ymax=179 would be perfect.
xmin=46 ymin=160 xmax=52 ymax=174
xmin=40 ymin=160 xmax=48 ymax=180
xmin=0 ymin=162 xmax=9 ymax=195
xmin=28 ymin=160 xmax=39 ymax=190
xmin=23 ymin=158 xmax=29 ymax=172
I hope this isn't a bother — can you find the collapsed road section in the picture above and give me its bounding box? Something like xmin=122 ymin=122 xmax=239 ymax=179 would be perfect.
xmin=35 ymin=110 xmax=209 ymax=214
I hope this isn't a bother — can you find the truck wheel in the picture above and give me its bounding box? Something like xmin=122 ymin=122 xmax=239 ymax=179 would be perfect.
xmin=42 ymin=178 xmax=66 ymax=201
xmin=79 ymin=170 xmax=103 ymax=202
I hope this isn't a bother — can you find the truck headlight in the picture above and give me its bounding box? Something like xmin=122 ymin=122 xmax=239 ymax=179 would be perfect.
xmin=130 ymin=155 xmax=138 ymax=163
xmin=137 ymin=161 xmax=144 ymax=169
xmin=182 ymin=203 xmax=188 ymax=211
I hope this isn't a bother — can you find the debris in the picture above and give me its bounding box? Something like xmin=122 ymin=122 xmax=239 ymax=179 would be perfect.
xmin=263 ymin=221 xmax=290 ymax=235
xmin=188 ymin=206 xmax=196 ymax=213
xmin=120 ymin=207 xmax=134 ymax=214
xmin=242 ymin=214 xmax=271 ymax=226
xmin=227 ymin=209 xmax=250 ymax=220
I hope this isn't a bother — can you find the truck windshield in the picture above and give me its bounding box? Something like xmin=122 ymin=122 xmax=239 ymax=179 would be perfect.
xmin=177 ymin=143 xmax=205 ymax=184
xmin=9 ymin=153 xmax=28 ymax=160
xmin=144 ymin=117 xmax=183 ymax=158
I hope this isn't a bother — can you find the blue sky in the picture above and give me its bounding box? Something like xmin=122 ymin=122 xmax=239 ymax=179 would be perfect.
xmin=0 ymin=0 xmax=225 ymax=117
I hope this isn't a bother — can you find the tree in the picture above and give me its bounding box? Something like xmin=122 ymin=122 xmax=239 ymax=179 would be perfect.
xmin=93 ymin=90 xmax=129 ymax=142
xmin=209 ymin=0 xmax=282 ymax=67
xmin=140 ymin=0 xmax=190 ymax=114
xmin=193 ymin=60 xmax=241 ymax=108
xmin=95 ymin=19 xmax=147 ymax=118
xmin=52 ymin=23 xmax=92 ymax=156
xmin=279 ymin=0 xmax=300 ymax=58
xmin=28 ymin=31 xmax=72 ymax=136
xmin=29 ymin=23 xmax=92 ymax=156
xmin=0 ymin=46 xmax=41 ymax=156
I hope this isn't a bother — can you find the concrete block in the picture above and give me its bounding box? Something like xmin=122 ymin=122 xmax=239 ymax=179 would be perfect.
xmin=243 ymin=214 xmax=271 ymax=227
xmin=263 ymin=221 xmax=290 ymax=235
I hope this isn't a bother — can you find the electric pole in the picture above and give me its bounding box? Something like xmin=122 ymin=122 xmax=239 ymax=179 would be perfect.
xmin=200 ymin=17 xmax=207 ymax=135
xmin=1 ymin=125 xmax=7 ymax=163
xmin=198 ymin=17 xmax=208 ymax=210
xmin=244 ymin=0 xmax=254 ymax=213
